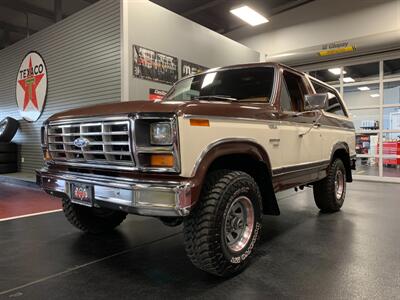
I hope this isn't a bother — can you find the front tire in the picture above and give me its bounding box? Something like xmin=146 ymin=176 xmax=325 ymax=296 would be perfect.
xmin=183 ymin=170 xmax=262 ymax=277
xmin=313 ymin=158 xmax=347 ymax=213
xmin=62 ymin=198 xmax=127 ymax=234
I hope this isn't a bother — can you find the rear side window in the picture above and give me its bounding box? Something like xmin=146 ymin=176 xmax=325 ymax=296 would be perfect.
xmin=311 ymin=80 xmax=347 ymax=116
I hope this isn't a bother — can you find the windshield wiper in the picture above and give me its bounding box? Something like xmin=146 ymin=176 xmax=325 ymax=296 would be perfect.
xmin=192 ymin=95 xmax=238 ymax=102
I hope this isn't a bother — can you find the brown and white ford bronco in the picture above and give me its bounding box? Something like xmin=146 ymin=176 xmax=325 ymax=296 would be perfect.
xmin=37 ymin=62 xmax=356 ymax=277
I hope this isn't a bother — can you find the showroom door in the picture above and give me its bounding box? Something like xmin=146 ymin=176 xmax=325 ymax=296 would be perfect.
xmin=278 ymin=70 xmax=323 ymax=167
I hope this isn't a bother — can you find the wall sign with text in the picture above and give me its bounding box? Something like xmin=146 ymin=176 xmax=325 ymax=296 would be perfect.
xmin=181 ymin=60 xmax=207 ymax=78
xmin=133 ymin=45 xmax=178 ymax=85
xmin=149 ymin=88 xmax=168 ymax=101
xmin=16 ymin=51 xmax=48 ymax=122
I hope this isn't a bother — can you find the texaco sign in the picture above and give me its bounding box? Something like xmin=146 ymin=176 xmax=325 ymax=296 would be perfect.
xmin=16 ymin=51 xmax=48 ymax=122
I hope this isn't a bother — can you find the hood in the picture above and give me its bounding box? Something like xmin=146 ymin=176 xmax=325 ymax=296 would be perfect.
xmin=47 ymin=100 xmax=274 ymax=122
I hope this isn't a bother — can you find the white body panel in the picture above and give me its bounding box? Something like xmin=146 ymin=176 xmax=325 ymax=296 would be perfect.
xmin=178 ymin=115 xmax=356 ymax=179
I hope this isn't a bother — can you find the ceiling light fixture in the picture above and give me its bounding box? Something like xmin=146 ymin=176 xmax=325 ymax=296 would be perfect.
xmin=343 ymin=77 xmax=355 ymax=83
xmin=230 ymin=5 xmax=269 ymax=26
xmin=370 ymin=94 xmax=380 ymax=98
xmin=358 ymin=86 xmax=370 ymax=91
xmin=328 ymin=68 xmax=347 ymax=75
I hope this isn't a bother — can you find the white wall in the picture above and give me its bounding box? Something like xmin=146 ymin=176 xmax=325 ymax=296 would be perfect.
xmin=226 ymin=0 xmax=400 ymax=59
xmin=122 ymin=0 xmax=260 ymax=100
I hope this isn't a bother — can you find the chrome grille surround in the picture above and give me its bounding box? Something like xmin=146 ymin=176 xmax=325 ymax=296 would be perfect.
xmin=44 ymin=114 xmax=181 ymax=173
xmin=47 ymin=117 xmax=135 ymax=170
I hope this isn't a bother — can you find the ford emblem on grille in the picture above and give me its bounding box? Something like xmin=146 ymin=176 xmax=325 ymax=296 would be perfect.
xmin=73 ymin=137 xmax=90 ymax=148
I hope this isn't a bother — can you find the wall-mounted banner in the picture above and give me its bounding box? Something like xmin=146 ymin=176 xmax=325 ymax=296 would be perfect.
xmin=16 ymin=51 xmax=48 ymax=122
xmin=133 ymin=45 xmax=178 ymax=85
xmin=319 ymin=41 xmax=356 ymax=57
xmin=149 ymin=88 xmax=168 ymax=101
xmin=181 ymin=60 xmax=207 ymax=78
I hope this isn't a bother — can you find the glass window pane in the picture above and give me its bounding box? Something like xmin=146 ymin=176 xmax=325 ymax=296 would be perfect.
xmin=383 ymin=107 xmax=400 ymax=130
xmin=350 ymin=108 xmax=380 ymax=130
xmin=384 ymin=58 xmax=400 ymax=79
xmin=383 ymin=161 xmax=400 ymax=178
xmin=355 ymin=157 xmax=378 ymax=176
xmin=311 ymin=80 xmax=346 ymax=116
xmin=383 ymin=81 xmax=400 ymax=105
xmin=343 ymin=62 xmax=379 ymax=83
xmin=381 ymin=133 xmax=400 ymax=178
xmin=356 ymin=133 xmax=379 ymax=156
xmin=308 ymin=69 xmax=341 ymax=85
xmin=343 ymin=83 xmax=380 ymax=108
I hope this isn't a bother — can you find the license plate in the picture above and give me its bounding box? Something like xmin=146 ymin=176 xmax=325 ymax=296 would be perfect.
xmin=70 ymin=183 xmax=93 ymax=206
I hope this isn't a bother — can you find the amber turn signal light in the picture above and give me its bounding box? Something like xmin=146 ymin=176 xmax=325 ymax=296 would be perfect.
xmin=43 ymin=149 xmax=52 ymax=161
xmin=150 ymin=154 xmax=174 ymax=167
xmin=190 ymin=119 xmax=209 ymax=127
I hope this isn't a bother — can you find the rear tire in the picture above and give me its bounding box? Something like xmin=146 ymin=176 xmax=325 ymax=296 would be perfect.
xmin=313 ymin=158 xmax=346 ymax=213
xmin=183 ymin=170 xmax=262 ymax=277
xmin=62 ymin=198 xmax=127 ymax=234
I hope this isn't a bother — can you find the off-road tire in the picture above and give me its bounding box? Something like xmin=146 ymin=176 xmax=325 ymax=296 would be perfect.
xmin=62 ymin=198 xmax=127 ymax=234
xmin=313 ymin=158 xmax=346 ymax=213
xmin=0 ymin=117 xmax=19 ymax=143
xmin=183 ymin=170 xmax=262 ymax=277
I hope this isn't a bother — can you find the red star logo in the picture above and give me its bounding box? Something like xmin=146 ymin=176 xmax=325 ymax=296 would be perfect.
xmin=18 ymin=57 xmax=44 ymax=111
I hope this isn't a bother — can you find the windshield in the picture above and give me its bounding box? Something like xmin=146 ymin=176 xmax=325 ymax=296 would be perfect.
xmin=165 ymin=67 xmax=275 ymax=102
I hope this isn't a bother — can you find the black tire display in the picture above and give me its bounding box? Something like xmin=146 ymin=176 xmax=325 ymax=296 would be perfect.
xmin=0 ymin=163 xmax=18 ymax=173
xmin=0 ymin=117 xmax=19 ymax=143
xmin=0 ymin=152 xmax=17 ymax=163
xmin=62 ymin=198 xmax=127 ymax=234
xmin=183 ymin=170 xmax=262 ymax=277
xmin=313 ymin=158 xmax=347 ymax=213
xmin=0 ymin=142 xmax=17 ymax=153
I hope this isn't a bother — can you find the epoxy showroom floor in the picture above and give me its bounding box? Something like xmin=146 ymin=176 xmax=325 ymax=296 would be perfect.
xmin=0 ymin=180 xmax=399 ymax=299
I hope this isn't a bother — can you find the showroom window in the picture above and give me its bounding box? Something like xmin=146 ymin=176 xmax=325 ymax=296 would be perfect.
xmin=306 ymin=57 xmax=400 ymax=181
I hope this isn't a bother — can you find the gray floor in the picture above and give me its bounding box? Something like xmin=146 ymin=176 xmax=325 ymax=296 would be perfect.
xmin=0 ymin=181 xmax=399 ymax=299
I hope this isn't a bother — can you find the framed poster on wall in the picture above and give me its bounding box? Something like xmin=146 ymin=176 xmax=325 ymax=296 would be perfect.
xmin=133 ymin=45 xmax=178 ymax=84
xmin=181 ymin=60 xmax=207 ymax=78
xmin=149 ymin=88 xmax=168 ymax=101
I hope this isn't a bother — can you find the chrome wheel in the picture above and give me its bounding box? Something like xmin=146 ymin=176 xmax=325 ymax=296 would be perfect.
xmin=224 ymin=196 xmax=255 ymax=252
xmin=335 ymin=169 xmax=345 ymax=200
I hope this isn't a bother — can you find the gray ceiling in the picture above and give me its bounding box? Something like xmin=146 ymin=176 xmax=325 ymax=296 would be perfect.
xmin=149 ymin=0 xmax=315 ymax=34
xmin=0 ymin=0 xmax=315 ymax=50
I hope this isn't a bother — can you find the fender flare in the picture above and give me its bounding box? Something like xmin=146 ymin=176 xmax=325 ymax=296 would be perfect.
xmin=330 ymin=141 xmax=353 ymax=182
xmin=190 ymin=138 xmax=280 ymax=215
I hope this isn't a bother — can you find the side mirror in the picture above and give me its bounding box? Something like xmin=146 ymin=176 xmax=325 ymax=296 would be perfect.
xmin=304 ymin=93 xmax=328 ymax=111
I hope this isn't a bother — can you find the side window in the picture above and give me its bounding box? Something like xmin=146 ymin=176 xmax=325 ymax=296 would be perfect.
xmin=280 ymin=71 xmax=307 ymax=112
xmin=280 ymin=78 xmax=292 ymax=111
xmin=311 ymin=80 xmax=347 ymax=116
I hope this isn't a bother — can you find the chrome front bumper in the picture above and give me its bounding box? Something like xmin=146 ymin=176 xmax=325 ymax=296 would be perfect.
xmin=36 ymin=168 xmax=192 ymax=217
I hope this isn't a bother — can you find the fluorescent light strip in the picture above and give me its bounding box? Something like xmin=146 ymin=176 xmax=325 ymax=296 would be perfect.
xmin=343 ymin=77 xmax=355 ymax=83
xmin=328 ymin=68 xmax=347 ymax=75
xmin=230 ymin=5 xmax=269 ymax=26
xmin=358 ymin=86 xmax=370 ymax=91
xmin=370 ymin=94 xmax=380 ymax=98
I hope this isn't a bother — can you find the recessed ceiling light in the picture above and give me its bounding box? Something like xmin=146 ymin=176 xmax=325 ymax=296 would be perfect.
xmin=230 ymin=5 xmax=269 ymax=26
xmin=328 ymin=68 xmax=347 ymax=75
xmin=343 ymin=77 xmax=355 ymax=83
xmin=358 ymin=86 xmax=370 ymax=91
xmin=370 ymin=94 xmax=380 ymax=98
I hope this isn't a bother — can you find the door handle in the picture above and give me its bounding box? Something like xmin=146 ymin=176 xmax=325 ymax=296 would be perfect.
xmin=269 ymin=138 xmax=280 ymax=146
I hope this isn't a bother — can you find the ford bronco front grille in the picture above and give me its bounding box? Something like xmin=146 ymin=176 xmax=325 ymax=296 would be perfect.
xmin=47 ymin=119 xmax=135 ymax=169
